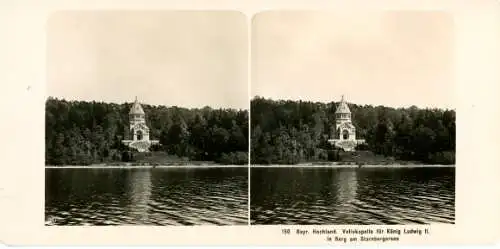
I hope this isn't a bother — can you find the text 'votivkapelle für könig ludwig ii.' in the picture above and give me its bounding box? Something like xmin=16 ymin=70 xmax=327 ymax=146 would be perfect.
xmin=281 ymin=227 xmax=430 ymax=244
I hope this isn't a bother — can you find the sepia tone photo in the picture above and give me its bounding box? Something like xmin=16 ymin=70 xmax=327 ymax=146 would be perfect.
xmin=250 ymin=11 xmax=456 ymax=225
xmin=2 ymin=0 xmax=500 ymax=245
xmin=45 ymin=11 xmax=249 ymax=226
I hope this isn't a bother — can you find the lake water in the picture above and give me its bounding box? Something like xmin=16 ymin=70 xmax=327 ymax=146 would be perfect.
xmin=251 ymin=167 xmax=455 ymax=225
xmin=45 ymin=167 xmax=248 ymax=225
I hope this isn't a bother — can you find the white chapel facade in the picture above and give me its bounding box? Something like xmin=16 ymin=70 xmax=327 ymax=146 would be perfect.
xmin=328 ymin=95 xmax=365 ymax=152
xmin=122 ymin=97 xmax=159 ymax=152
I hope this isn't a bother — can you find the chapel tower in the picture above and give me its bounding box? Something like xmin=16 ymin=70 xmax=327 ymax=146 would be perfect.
xmin=328 ymin=95 xmax=365 ymax=151
xmin=122 ymin=97 xmax=159 ymax=152
xmin=335 ymin=95 xmax=355 ymax=141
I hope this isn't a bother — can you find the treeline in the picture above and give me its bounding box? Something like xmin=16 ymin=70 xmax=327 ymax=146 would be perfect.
xmin=251 ymin=96 xmax=455 ymax=165
xmin=45 ymin=97 xmax=248 ymax=165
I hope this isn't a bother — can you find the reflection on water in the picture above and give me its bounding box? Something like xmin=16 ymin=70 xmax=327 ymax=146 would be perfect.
xmin=336 ymin=170 xmax=357 ymax=204
xmin=251 ymin=167 xmax=455 ymax=225
xmin=127 ymin=170 xmax=152 ymax=223
xmin=45 ymin=167 xmax=248 ymax=226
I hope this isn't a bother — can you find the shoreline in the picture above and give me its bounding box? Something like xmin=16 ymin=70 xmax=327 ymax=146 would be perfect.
xmin=250 ymin=164 xmax=455 ymax=168
xmin=45 ymin=164 xmax=455 ymax=169
xmin=45 ymin=165 xmax=248 ymax=169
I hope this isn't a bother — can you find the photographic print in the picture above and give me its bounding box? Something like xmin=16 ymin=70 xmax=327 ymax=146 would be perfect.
xmin=45 ymin=11 xmax=249 ymax=226
xmin=250 ymin=11 xmax=455 ymax=225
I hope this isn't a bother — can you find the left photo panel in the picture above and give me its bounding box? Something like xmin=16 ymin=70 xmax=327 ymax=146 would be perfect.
xmin=45 ymin=11 xmax=249 ymax=226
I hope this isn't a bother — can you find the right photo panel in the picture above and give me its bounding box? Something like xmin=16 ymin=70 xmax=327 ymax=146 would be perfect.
xmin=250 ymin=11 xmax=456 ymax=225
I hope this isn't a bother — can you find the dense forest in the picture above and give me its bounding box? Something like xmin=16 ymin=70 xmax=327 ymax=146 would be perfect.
xmin=45 ymin=97 xmax=248 ymax=165
xmin=46 ymin=97 xmax=456 ymax=166
xmin=251 ymin=96 xmax=456 ymax=165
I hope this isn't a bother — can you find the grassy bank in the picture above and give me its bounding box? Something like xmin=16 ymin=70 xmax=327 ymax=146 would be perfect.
xmin=45 ymin=150 xmax=455 ymax=167
xmin=334 ymin=150 xmax=422 ymax=165
xmin=252 ymin=150 xmax=454 ymax=167
xmin=46 ymin=151 xmax=246 ymax=167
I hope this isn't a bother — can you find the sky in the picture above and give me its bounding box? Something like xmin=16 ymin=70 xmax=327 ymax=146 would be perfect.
xmin=47 ymin=11 xmax=248 ymax=109
xmin=252 ymin=11 xmax=455 ymax=109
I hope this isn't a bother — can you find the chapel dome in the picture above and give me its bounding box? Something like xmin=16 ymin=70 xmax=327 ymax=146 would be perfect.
xmin=129 ymin=97 xmax=145 ymax=115
xmin=335 ymin=95 xmax=351 ymax=114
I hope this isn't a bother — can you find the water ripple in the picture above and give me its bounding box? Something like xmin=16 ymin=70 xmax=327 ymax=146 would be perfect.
xmin=251 ymin=167 xmax=455 ymax=225
xmin=45 ymin=168 xmax=248 ymax=226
